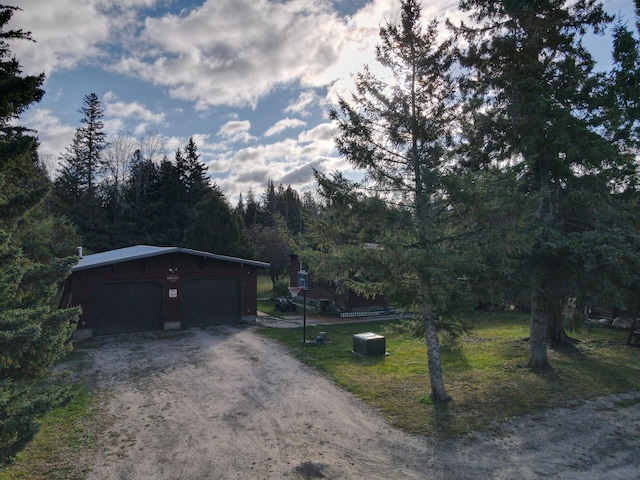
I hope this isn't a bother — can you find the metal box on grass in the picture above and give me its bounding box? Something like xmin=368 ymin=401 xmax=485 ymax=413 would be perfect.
xmin=353 ymin=332 xmax=386 ymax=356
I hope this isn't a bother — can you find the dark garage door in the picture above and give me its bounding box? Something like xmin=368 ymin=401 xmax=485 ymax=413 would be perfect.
xmin=93 ymin=281 xmax=164 ymax=336
xmin=182 ymin=279 xmax=240 ymax=328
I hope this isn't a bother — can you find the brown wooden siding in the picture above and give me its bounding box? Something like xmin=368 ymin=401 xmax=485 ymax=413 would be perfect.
xmin=68 ymin=252 xmax=259 ymax=333
xmin=288 ymin=254 xmax=387 ymax=312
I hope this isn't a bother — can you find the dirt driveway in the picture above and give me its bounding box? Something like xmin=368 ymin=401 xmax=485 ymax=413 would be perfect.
xmin=76 ymin=326 xmax=640 ymax=479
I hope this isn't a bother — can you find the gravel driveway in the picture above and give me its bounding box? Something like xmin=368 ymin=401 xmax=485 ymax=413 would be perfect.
xmin=77 ymin=326 xmax=640 ymax=479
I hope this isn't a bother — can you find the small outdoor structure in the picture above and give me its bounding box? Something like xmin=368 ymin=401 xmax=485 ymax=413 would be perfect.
xmin=288 ymin=254 xmax=388 ymax=313
xmin=353 ymin=332 xmax=386 ymax=356
xmin=60 ymin=245 xmax=269 ymax=338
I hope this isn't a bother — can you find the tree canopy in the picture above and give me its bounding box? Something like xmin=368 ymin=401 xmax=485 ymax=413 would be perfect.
xmin=456 ymin=0 xmax=640 ymax=369
xmin=0 ymin=5 xmax=81 ymax=461
xmin=326 ymin=0 xmax=472 ymax=402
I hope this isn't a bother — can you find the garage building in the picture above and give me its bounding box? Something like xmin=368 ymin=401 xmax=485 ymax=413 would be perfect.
xmin=61 ymin=245 xmax=269 ymax=338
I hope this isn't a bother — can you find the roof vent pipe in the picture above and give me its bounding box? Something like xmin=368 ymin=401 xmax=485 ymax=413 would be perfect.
xmin=77 ymin=246 xmax=83 ymax=259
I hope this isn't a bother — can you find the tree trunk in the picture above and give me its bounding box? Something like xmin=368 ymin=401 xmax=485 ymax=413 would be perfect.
xmin=527 ymin=285 xmax=552 ymax=370
xmin=546 ymin=300 xmax=575 ymax=346
xmin=422 ymin=277 xmax=452 ymax=403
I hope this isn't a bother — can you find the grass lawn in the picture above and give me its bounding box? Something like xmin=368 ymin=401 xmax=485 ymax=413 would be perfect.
xmin=257 ymin=312 xmax=640 ymax=436
xmin=0 ymin=348 xmax=101 ymax=480
xmin=0 ymin=383 xmax=98 ymax=480
xmin=257 ymin=273 xmax=284 ymax=317
xmin=257 ymin=272 xmax=273 ymax=298
xmin=256 ymin=273 xmax=308 ymax=317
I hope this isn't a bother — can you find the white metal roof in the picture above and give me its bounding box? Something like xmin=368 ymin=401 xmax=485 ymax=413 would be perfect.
xmin=72 ymin=245 xmax=269 ymax=272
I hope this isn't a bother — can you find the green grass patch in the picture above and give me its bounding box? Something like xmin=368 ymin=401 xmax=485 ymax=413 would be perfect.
xmin=257 ymin=273 xmax=279 ymax=316
xmin=0 ymin=382 xmax=98 ymax=480
xmin=257 ymin=313 xmax=640 ymax=437
xmin=0 ymin=347 xmax=101 ymax=480
xmin=257 ymin=273 xmax=273 ymax=298
xmin=256 ymin=273 xmax=305 ymax=317
xmin=257 ymin=298 xmax=279 ymax=317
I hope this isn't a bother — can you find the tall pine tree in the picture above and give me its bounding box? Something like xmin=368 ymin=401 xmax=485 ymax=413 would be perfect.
xmin=0 ymin=5 xmax=80 ymax=461
xmin=457 ymin=0 xmax=640 ymax=368
xmin=326 ymin=0 xmax=471 ymax=402
xmin=53 ymin=93 xmax=109 ymax=251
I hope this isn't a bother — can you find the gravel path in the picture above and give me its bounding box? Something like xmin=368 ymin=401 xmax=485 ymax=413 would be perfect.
xmin=77 ymin=326 xmax=640 ymax=479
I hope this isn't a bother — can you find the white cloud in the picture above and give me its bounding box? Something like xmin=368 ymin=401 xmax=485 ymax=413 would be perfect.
xmin=96 ymin=92 xmax=166 ymax=138
xmin=297 ymin=122 xmax=338 ymax=144
xmin=102 ymin=118 xmax=126 ymax=137
xmin=264 ymin=118 xmax=307 ymax=137
xmin=7 ymin=0 xmax=459 ymax=112
xmin=111 ymin=0 xmax=382 ymax=109
xmin=164 ymin=136 xmax=184 ymax=154
xmin=284 ymin=91 xmax=318 ymax=116
xmin=6 ymin=0 xmax=459 ymax=201
xmin=103 ymin=92 xmax=166 ymax=124
xmin=208 ymin=121 xmax=350 ymax=201
xmin=4 ymin=0 xmax=171 ymax=76
xmin=122 ymin=0 xmax=455 ymax=112
xmin=20 ymin=108 xmax=75 ymax=159
xmin=4 ymin=0 xmax=112 ymax=75
xmin=217 ymin=120 xmax=256 ymax=144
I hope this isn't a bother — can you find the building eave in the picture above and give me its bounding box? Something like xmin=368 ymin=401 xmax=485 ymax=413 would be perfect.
xmin=72 ymin=245 xmax=269 ymax=272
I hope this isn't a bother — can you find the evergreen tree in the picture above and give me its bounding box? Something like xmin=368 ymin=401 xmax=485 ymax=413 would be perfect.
xmin=235 ymin=193 xmax=245 ymax=219
xmin=150 ymin=155 xmax=185 ymax=245
xmin=282 ymin=185 xmax=303 ymax=234
xmin=52 ymin=93 xmax=109 ymax=251
xmin=300 ymin=171 xmax=404 ymax=311
xmin=603 ymin=3 xmax=640 ymax=154
xmin=262 ymin=179 xmax=278 ymax=226
xmin=301 ymin=190 xmax=320 ymax=219
xmin=243 ymin=188 xmax=260 ymax=226
xmin=183 ymin=188 xmax=252 ymax=257
xmin=325 ymin=0 xmax=469 ymax=402
xmin=457 ymin=0 xmax=640 ymax=368
xmin=0 ymin=5 xmax=80 ymax=460
xmin=256 ymin=180 xmax=303 ymax=234
xmin=78 ymin=93 xmax=106 ymax=196
xmin=181 ymin=136 xmax=209 ymax=204
xmin=51 ymin=131 xmax=84 ymax=203
xmin=55 ymin=93 xmax=106 ymax=199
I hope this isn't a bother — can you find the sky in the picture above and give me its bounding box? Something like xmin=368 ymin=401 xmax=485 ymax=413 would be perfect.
xmin=6 ymin=0 xmax=636 ymax=203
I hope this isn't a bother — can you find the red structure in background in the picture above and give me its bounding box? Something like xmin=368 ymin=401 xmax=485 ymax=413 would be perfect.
xmin=287 ymin=253 xmax=387 ymax=314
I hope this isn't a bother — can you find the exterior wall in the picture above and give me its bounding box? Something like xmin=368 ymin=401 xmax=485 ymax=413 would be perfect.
xmin=288 ymin=255 xmax=387 ymax=312
xmin=66 ymin=252 xmax=259 ymax=335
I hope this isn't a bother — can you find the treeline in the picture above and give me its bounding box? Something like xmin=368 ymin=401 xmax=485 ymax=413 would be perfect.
xmin=236 ymin=180 xmax=319 ymax=236
xmin=47 ymin=93 xmax=321 ymax=265
xmin=49 ymin=93 xmax=234 ymax=254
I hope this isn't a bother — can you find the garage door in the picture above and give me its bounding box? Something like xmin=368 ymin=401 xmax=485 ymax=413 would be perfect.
xmin=93 ymin=281 xmax=164 ymax=336
xmin=182 ymin=279 xmax=240 ymax=328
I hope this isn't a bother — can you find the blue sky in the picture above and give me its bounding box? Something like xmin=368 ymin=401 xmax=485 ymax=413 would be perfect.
xmin=6 ymin=0 xmax=635 ymax=202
